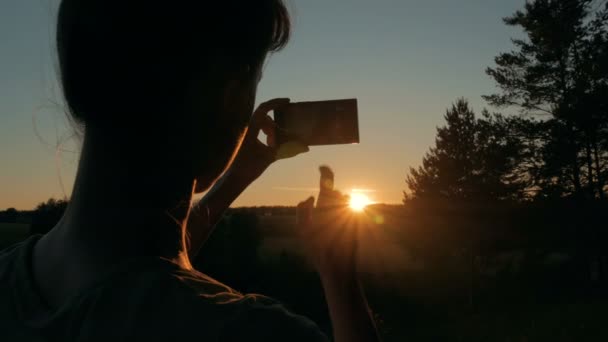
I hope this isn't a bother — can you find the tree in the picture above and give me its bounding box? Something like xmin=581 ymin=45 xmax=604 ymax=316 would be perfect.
xmin=484 ymin=0 xmax=608 ymax=199
xmin=405 ymin=99 xmax=530 ymax=310
xmin=0 ymin=208 xmax=18 ymax=223
xmin=405 ymin=98 xmax=526 ymax=202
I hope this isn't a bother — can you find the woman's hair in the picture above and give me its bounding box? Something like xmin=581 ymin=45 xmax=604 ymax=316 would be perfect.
xmin=56 ymin=0 xmax=291 ymax=128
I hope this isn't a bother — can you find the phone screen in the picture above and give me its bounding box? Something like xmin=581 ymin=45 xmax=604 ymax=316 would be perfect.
xmin=274 ymin=99 xmax=359 ymax=146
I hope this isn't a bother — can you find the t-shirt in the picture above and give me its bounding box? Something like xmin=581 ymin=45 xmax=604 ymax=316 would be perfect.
xmin=0 ymin=236 xmax=329 ymax=342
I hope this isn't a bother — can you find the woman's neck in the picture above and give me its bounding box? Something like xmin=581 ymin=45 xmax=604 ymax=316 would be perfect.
xmin=31 ymin=128 xmax=201 ymax=308
xmin=46 ymin=132 xmax=196 ymax=267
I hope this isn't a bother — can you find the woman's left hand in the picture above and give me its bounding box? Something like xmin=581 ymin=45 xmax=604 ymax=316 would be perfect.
xmin=187 ymin=98 xmax=309 ymax=258
xmin=228 ymin=98 xmax=309 ymax=184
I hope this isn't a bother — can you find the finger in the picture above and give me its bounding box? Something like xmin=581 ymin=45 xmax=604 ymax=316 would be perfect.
xmin=296 ymin=196 xmax=314 ymax=211
xmin=317 ymin=166 xmax=335 ymax=207
xmin=317 ymin=189 xmax=346 ymax=209
xmin=333 ymin=189 xmax=347 ymax=204
xmin=253 ymin=98 xmax=291 ymax=121
xmin=299 ymin=196 xmax=315 ymax=209
xmin=267 ymin=126 xmax=276 ymax=148
xmin=256 ymin=140 xmax=278 ymax=165
xmin=247 ymin=112 xmax=276 ymax=142
xmin=319 ymin=165 xmax=334 ymax=192
xmin=296 ymin=196 xmax=315 ymax=226
xmin=275 ymin=141 xmax=309 ymax=160
xmin=259 ymin=115 xmax=277 ymax=147
xmin=317 ymin=165 xmax=345 ymax=208
xmin=260 ymin=115 xmax=276 ymax=135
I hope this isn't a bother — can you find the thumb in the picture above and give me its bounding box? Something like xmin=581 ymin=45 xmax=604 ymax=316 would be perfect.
xmin=276 ymin=141 xmax=310 ymax=160
xmin=296 ymin=196 xmax=315 ymax=227
xmin=319 ymin=165 xmax=334 ymax=193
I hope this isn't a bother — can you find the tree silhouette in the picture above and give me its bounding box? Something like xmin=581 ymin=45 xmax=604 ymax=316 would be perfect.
xmin=0 ymin=208 xmax=18 ymax=223
xmin=405 ymin=99 xmax=525 ymax=202
xmin=484 ymin=0 xmax=608 ymax=199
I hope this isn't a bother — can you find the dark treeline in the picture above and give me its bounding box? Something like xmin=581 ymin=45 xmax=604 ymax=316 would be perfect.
xmin=403 ymin=0 xmax=608 ymax=293
xmin=407 ymin=0 xmax=608 ymax=202
xmin=397 ymin=3 xmax=608 ymax=332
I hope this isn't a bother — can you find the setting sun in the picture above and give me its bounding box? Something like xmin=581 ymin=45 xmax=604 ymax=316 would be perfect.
xmin=349 ymin=192 xmax=374 ymax=212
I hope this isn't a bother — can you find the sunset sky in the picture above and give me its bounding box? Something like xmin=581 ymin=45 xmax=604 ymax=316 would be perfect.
xmin=0 ymin=0 xmax=524 ymax=210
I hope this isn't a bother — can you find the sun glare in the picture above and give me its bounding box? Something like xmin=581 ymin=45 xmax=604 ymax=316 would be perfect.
xmin=349 ymin=192 xmax=374 ymax=212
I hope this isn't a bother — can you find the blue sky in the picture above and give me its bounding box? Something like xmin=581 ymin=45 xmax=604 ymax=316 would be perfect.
xmin=0 ymin=0 xmax=524 ymax=209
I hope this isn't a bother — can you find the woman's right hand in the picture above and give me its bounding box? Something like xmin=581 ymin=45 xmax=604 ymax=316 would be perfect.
xmin=296 ymin=166 xmax=381 ymax=342
xmin=296 ymin=166 xmax=360 ymax=275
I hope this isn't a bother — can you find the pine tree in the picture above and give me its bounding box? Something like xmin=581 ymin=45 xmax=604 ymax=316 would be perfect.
xmin=405 ymin=99 xmax=526 ymax=202
xmin=484 ymin=0 xmax=608 ymax=199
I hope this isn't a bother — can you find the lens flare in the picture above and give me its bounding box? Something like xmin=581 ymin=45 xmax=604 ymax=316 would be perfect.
xmin=349 ymin=192 xmax=374 ymax=212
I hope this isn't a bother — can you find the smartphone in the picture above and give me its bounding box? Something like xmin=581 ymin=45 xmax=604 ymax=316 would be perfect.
xmin=274 ymin=99 xmax=359 ymax=146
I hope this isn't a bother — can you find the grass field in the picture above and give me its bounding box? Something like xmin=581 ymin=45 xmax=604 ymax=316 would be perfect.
xmin=0 ymin=223 xmax=29 ymax=250
xmin=252 ymin=214 xmax=608 ymax=341
xmin=3 ymin=214 xmax=607 ymax=341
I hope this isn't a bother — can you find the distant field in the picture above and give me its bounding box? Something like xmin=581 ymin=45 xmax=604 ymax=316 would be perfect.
xmin=0 ymin=223 xmax=29 ymax=250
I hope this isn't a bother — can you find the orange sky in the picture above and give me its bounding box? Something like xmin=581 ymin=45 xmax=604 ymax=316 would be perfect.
xmin=0 ymin=0 xmax=523 ymax=209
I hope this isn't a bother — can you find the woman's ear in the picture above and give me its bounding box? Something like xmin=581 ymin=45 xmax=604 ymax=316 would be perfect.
xmin=221 ymin=75 xmax=257 ymax=118
xmin=221 ymin=61 xmax=263 ymax=105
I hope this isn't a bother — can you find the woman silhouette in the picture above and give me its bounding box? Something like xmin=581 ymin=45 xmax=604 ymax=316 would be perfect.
xmin=0 ymin=1 xmax=380 ymax=341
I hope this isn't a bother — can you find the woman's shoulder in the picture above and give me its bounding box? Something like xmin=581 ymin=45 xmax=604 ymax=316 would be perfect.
xmin=120 ymin=259 xmax=268 ymax=313
xmin=136 ymin=262 xmax=329 ymax=341
xmin=165 ymin=264 xmax=243 ymax=300
xmin=104 ymin=261 xmax=325 ymax=340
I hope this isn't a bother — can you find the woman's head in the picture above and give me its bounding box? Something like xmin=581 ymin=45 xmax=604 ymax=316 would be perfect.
xmin=57 ymin=0 xmax=290 ymax=191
